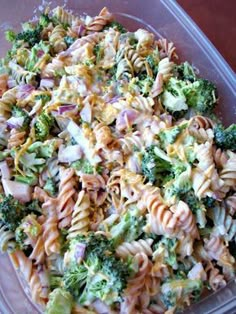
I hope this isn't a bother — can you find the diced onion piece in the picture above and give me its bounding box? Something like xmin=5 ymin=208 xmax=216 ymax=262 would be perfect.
xmin=2 ymin=179 xmax=32 ymax=202
xmin=58 ymin=145 xmax=83 ymax=163
xmin=80 ymin=102 xmax=92 ymax=123
xmin=6 ymin=116 xmax=24 ymax=129
xmin=0 ymin=161 xmax=11 ymax=179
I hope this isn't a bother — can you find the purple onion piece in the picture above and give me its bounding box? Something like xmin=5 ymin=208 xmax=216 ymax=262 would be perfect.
xmin=74 ymin=243 xmax=86 ymax=260
xmin=6 ymin=116 xmax=24 ymax=129
xmin=106 ymin=95 xmax=121 ymax=104
xmin=116 ymin=109 xmax=138 ymax=131
xmin=17 ymin=84 xmax=35 ymax=99
xmin=58 ymin=105 xmax=77 ymax=114
xmin=78 ymin=24 xmax=86 ymax=37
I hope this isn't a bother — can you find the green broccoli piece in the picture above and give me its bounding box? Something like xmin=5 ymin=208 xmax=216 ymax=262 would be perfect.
xmin=0 ymin=195 xmax=26 ymax=232
xmin=15 ymin=226 xmax=28 ymax=250
xmin=183 ymin=79 xmax=217 ymax=114
xmin=202 ymin=196 xmax=217 ymax=209
xmin=93 ymin=44 xmax=104 ymax=63
xmin=109 ymin=211 xmax=145 ymax=246
xmin=35 ymin=94 xmax=51 ymax=105
xmin=136 ymin=75 xmax=154 ymax=96
xmin=46 ymin=288 xmax=73 ymax=314
xmin=34 ymin=112 xmax=54 ymax=141
xmin=64 ymin=36 xmax=76 ymax=47
xmin=39 ymin=14 xmax=52 ymax=27
xmin=213 ymin=123 xmax=236 ymax=151
xmin=159 ymin=124 xmax=186 ymax=147
xmin=154 ymin=237 xmax=178 ymax=268
xmin=0 ymin=151 xmax=10 ymax=162
xmin=15 ymin=173 xmax=38 ymax=186
xmin=44 ymin=178 xmax=57 ymax=196
xmin=26 ymin=199 xmax=42 ymax=215
xmin=25 ymin=41 xmax=50 ymax=72
xmin=64 ymin=232 xmax=132 ymax=305
xmin=161 ymin=77 xmax=188 ymax=113
xmin=28 ymin=139 xmax=57 ymax=158
xmin=63 ymin=263 xmax=88 ymax=298
xmin=161 ymin=279 xmax=203 ymax=310
xmin=5 ymin=30 xmax=16 ymax=42
xmin=175 ymin=62 xmax=196 ymax=82
xmin=146 ymin=52 xmax=159 ymax=76
xmin=104 ymin=21 xmax=127 ymax=33
xmin=49 ymin=274 xmax=63 ymax=290
xmin=16 ymin=24 xmax=42 ymax=47
xmin=141 ymin=145 xmax=172 ymax=184
xmin=12 ymin=105 xmax=30 ymax=131
xmin=71 ymin=159 xmax=94 ymax=174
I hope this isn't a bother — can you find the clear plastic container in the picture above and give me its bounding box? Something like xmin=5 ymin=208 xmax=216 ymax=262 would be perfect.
xmin=0 ymin=0 xmax=235 ymax=313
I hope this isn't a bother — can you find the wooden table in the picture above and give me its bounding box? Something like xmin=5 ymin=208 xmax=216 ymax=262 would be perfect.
xmin=178 ymin=0 xmax=236 ymax=72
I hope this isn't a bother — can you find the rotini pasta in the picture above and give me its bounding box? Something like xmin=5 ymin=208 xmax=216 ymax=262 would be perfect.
xmin=0 ymin=6 xmax=235 ymax=314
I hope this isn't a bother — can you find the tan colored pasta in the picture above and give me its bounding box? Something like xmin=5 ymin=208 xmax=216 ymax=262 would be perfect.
xmin=10 ymin=250 xmax=47 ymax=306
xmin=192 ymin=141 xmax=224 ymax=198
xmin=42 ymin=58 xmax=65 ymax=77
xmin=213 ymin=146 xmax=229 ymax=169
xmin=205 ymin=262 xmax=226 ymax=291
xmin=53 ymin=6 xmax=79 ymax=26
xmin=49 ymin=25 xmax=67 ymax=53
xmin=204 ymin=235 xmax=235 ymax=279
xmin=219 ymin=151 xmax=236 ymax=195
xmin=125 ymin=46 xmax=145 ymax=73
xmin=94 ymin=122 xmax=113 ymax=148
xmin=143 ymin=190 xmax=176 ymax=236
xmin=170 ymin=201 xmax=199 ymax=240
xmin=157 ymin=57 xmax=174 ymax=81
xmin=116 ymin=238 xmax=153 ymax=259
xmin=157 ymin=38 xmax=177 ymax=60
xmin=86 ymin=7 xmax=113 ymax=32
xmin=68 ymin=190 xmax=91 ymax=239
xmin=42 ymin=199 xmax=60 ymax=256
xmin=119 ymin=131 xmax=143 ymax=155
xmin=0 ymin=73 xmax=8 ymax=97
xmin=29 ymin=234 xmax=45 ymax=265
xmin=57 ymin=167 xmax=76 ymax=229
xmin=7 ymin=128 xmax=26 ymax=149
xmin=150 ymin=73 xmax=163 ymax=98
xmin=190 ymin=115 xmax=214 ymax=130
xmin=189 ymin=126 xmax=214 ymax=143
xmin=130 ymin=96 xmax=155 ymax=114
xmin=0 ymin=87 xmax=17 ymax=118
xmin=125 ymin=252 xmax=152 ymax=298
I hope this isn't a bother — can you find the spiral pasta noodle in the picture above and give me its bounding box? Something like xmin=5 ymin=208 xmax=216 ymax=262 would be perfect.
xmin=0 ymin=87 xmax=17 ymax=118
xmin=49 ymin=25 xmax=67 ymax=53
xmin=53 ymin=6 xmax=79 ymax=26
xmin=67 ymin=190 xmax=91 ymax=239
xmin=0 ymin=73 xmax=8 ymax=97
xmin=10 ymin=250 xmax=48 ymax=306
xmin=225 ymin=193 xmax=236 ymax=216
xmin=116 ymin=238 xmax=153 ymax=259
xmin=86 ymin=7 xmax=112 ymax=32
xmin=7 ymin=128 xmax=26 ymax=149
xmin=157 ymin=57 xmax=174 ymax=81
xmin=57 ymin=167 xmax=76 ymax=229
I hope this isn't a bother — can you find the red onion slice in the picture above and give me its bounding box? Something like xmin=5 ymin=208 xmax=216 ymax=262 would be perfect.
xmin=40 ymin=78 xmax=54 ymax=90
xmin=80 ymin=102 xmax=92 ymax=123
xmin=92 ymin=299 xmax=110 ymax=314
xmin=16 ymin=84 xmax=35 ymax=100
xmin=58 ymin=145 xmax=83 ymax=163
xmin=58 ymin=105 xmax=77 ymax=115
xmin=0 ymin=161 xmax=11 ymax=179
xmin=74 ymin=243 xmax=86 ymax=260
xmin=2 ymin=179 xmax=32 ymax=202
xmin=116 ymin=109 xmax=139 ymax=131
xmin=7 ymin=116 xmax=24 ymax=129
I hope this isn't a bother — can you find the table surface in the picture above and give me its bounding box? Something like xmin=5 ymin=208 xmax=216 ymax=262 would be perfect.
xmin=178 ymin=0 xmax=236 ymax=72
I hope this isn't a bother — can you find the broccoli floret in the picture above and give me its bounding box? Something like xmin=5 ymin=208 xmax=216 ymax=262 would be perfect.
xmin=35 ymin=94 xmax=51 ymax=105
xmin=93 ymin=44 xmax=104 ymax=63
xmin=161 ymin=279 xmax=203 ymax=310
xmin=0 ymin=195 xmax=26 ymax=232
xmin=12 ymin=105 xmax=30 ymax=131
xmin=25 ymin=41 xmax=50 ymax=72
xmin=71 ymin=159 xmax=94 ymax=174
xmin=34 ymin=112 xmax=54 ymax=141
xmin=159 ymin=124 xmax=187 ymax=147
xmin=64 ymin=36 xmax=76 ymax=47
xmin=214 ymin=123 xmax=236 ymax=151
xmin=15 ymin=173 xmax=38 ymax=186
xmin=104 ymin=21 xmax=127 ymax=33
xmin=16 ymin=24 xmax=42 ymax=47
xmin=0 ymin=151 xmax=10 ymax=162
xmin=5 ymin=30 xmax=16 ymax=42
xmin=154 ymin=237 xmax=178 ymax=268
xmin=175 ymin=62 xmax=196 ymax=82
xmin=136 ymin=75 xmax=154 ymax=96
xmin=49 ymin=274 xmax=63 ymax=290
xmin=15 ymin=226 xmax=28 ymax=250
xmin=64 ymin=232 xmax=132 ymax=305
xmin=63 ymin=263 xmax=88 ymax=298
xmin=183 ymin=79 xmax=217 ymax=114
xmin=109 ymin=211 xmax=145 ymax=246
xmin=141 ymin=145 xmax=172 ymax=184
xmin=146 ymin=52 xmax=159 ymax=76
xmin=44 ymin=178 xmax=57 ymax=197
xmin=46 ymin=288 xmax=73 ymax=314
xmin=161 ymin=77 xmax=188 ymax=113
xmin=202 ymin=196 xmax=217 ymax=209
xmin=39 ymin=14 xmax=52 ymax=27
xmin=28 ymin=139 xmax=58 ymax=158
xmin=16 ymin=214 xmax=42 ymax=240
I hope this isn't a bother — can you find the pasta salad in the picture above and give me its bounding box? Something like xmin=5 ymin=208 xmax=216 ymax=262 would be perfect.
xmin=0 ymin=6 xmax=236 ymax=314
